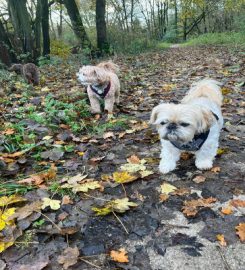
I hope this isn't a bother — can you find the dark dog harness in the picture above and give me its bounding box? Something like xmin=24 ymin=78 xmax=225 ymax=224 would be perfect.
xmin=90 ymin=81 xmax=111 ymax=98
xmin=170 ymin=112 xmax=219 ymax=151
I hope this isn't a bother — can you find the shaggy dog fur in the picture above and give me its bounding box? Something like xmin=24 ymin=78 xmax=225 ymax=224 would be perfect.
xmin=77 ymin=61 xmax=120 ymax=114
xmin=9 ymin=63 xmax=40 ymax=85
xmin=150 ymin=79 xmax=223 ymax=174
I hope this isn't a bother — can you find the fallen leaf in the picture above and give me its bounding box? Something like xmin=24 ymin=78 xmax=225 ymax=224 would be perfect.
xmin=127 ymin=155 xmax=141 ymax=164
xmin=2 ymin=128 xmax=15 ymax=135
xmin=182 ymin=197 xmax=217 ymax=217
xmin=235 ymin=223 xmax=245 ymax=242
xmin=0 ymin=208 xmax=16 ymax=230
xmin=9 ymin=201 xmax=42 ymax=221
xmin=230 ymin=199 xmax=245 ymax=208
xmin=113 ymin=171 xmax=137 ymax=184
xmin=0 ymin=240 xmax=14 ymax=253
xmin=58 ymin=246 xmax=79 ymax=269
xmin=173 ymin=188 xmax=191 ymax=196
xmin=180 ymin=152 xmax=193 ymax=160
xmin=71 ymin=181 xmax=101 ymax=193
xmin=227 ymin=135 xmax=240 ymax=141
xmin=120 ymin=162 xmax=146 ymax=173
xmin=62 ymin=195 xmax=73 ymax=205
xmin=211 ymin=166 xmax=221 ymax=173
xmin=221 ymin=207 xmax=233 ymax=215
xmin=42 ymin=135 xmax=53 ymax=140
xmin=159 ymin=194 xmax=169 ymax=202
xmin=160 ymin=183 xmax=177 ymax=194
xmin=92 ymin=197 xmax=138 ymax=216
xmin=139 ymin=170 xmax=154 ymax=178
xmin=0 ymin=195 xmax=26 ymax=207
xmin=42 ymin=198 xmax=61 ymax=210
xmin=110 ymin=248 xmax=129 ymax=263
xmin=216 ymin=148 xmax=229 ymax=156
xmin=103 ymin=132 xmax=114 ymax=139
xmin=1 ymin=151 xmax=25 ymax=158
xmin=216 ymin=234 xmax=227 ymax=246
xmin=193 ymin=175 xmax=206 ymax=183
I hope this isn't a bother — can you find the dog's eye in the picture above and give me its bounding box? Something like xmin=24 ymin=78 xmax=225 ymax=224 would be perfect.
xmin=180 ymin=122 xmax=190 ymax=127
xmin=160 ymin=121 xmax=167 ymax=125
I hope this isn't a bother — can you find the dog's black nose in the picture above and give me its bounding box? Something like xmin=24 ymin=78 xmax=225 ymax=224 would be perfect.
xmin=167 ymin=123 xmax=177 ymax=131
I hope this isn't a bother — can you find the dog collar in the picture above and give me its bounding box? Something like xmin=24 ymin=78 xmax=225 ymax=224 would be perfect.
xmin=170 ymin=111 xmax=219 ymax=151
xmin=90 ymin=81 xmax=111 ymax=98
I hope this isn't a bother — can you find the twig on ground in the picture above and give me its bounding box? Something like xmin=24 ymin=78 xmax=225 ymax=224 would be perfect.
xmin=216 ymin=245 xmax=232 ymax=270
xmin=112 ymin=211 xmax=129 ymax=234
xmin=36 ymin=211 xmax=61 ymax=232
xmin=79 ymin=257 xmax=102 ymax=269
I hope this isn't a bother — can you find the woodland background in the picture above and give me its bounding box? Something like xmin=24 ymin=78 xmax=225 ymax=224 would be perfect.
xmin=0 ymin=0 xmax=245 ymax=66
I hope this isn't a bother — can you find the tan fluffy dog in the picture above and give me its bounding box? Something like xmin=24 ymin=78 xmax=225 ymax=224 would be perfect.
xmin=77 ymin=61 xmax=120 ymax=115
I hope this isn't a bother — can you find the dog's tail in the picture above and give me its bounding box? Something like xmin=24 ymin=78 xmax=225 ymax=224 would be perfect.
xmin=182 ymin=79 xmax=223 ymax=107
xmin=97 ymin=61 xmax=119 ymax=74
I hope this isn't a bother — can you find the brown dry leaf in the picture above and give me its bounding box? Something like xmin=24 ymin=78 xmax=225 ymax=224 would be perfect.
xmin=159 ymin=193 xmax=169 ymax=202
xmin=227 ymin=135 xmax=240 ymax=141
xmin=62 ymin=195 xmax=73 ymax=205
xmin=2 ymin=128 xmax=15 ymax=135
xmin=1 ymin=151 xmax=25 ymax=158
xmin=9 ymin=201 xmax=42 ymax=221
xmin=17 ymin=164 xmax=57 ymax=186
xmin=110 ymin=248 xmax=129 ymax=263
xmin=235 ymin=223 xmax=245 ymax=242
xmin=221 ymin=207 xmax=233 ymax=215
xmin=193 ymin=175 xmax=206 ymax=183
xmin=103 ymin=131 xmax=114 ymax=139
xmin=216 ymin=234 xmax=227 ymax=246
xmin=58 ymin=212 xmax=69 ymax=221
xmin=230 ymin=199 xmax=245 ymax=208
xmin=211 ymin=166 xmax=221 ymax=173
xmin=127 ymin=155 xmax=141 ymax=164
xmin=182 ymin=197 xmax=217 ymax=217
xmin=58 ymin=246 xmax=79 ymax=269
xmin=173 ymin=188 xmax=191 ymax=196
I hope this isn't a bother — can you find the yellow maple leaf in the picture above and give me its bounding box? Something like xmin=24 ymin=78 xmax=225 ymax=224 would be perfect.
xmin=113 ymin=171 xmax=137 ymax=183
xmin=0 ymin=241 xmax=14 ymax=253
xmin=92 ymin=198 xmax=138 ymax=216
xmin=139 ymin=170 xmax=154 ymax=178
xmin=0 ymin=195 xmax=26 ymax=207
xmin=0 ymin=208 xmax=16 ymax=231
xmin=41 ymin=198 xmax=61 ymax=210
xmin=120 ymin=162 xmax=146 ymax=173
xmin=110 ymin=248 xmax=129 ymax=263
xmin=160 ymin=183 xmax=177 ymax=195
xmin=72 ymin=181 xmax=101 ymax=193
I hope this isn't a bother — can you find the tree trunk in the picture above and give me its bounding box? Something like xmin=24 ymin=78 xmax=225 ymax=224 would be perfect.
xmin=174 ymin=0 xmax=178 ymax=37
xmin=96 ymin=0 xmax=109 ymax=54
xmin=41 ymin=0 xmax=50 ymax=57
xmin=63 ymin=0 xmax=91 ymax=48
xmin=34 ymin=0 xmax=42 ymax=59
xmin=57 ymin=2 xmax=63 ymax=38
xmin=0 ymin=19 xmax=16 ymax=66
xmin=8 ymin=0 xmax=33 ymax=59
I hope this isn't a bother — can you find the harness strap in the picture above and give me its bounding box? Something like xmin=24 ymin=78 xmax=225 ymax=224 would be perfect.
xmin=170 ymin=110 xmax=219 ymax=151
xmin=90 ymin=81 xmax=111 ymax=98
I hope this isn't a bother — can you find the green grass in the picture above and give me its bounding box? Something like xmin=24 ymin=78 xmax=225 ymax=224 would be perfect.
xmin=182 ymin=32 xmax=245 ymax=47
xmin=156 ymin=42 xmax=172 ymax=49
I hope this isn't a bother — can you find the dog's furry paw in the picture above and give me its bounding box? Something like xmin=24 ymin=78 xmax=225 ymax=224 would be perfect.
xmin=159 ymin=161 xmax=176 ymax=174
xmin=195 ymin=159 xmax=213 ymax=170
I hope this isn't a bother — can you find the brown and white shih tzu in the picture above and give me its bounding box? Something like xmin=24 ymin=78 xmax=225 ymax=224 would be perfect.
xmin=150 ymin=79 xmax=223 ymax=174
xmin=77 ymin=61 xmax=120 ymax=115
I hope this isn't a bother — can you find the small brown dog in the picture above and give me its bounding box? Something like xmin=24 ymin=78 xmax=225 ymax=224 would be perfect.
xmin=9 ymin=63 xmax=40 ymax=85
xmin=77 ymin=61 xmax=120 ymax=115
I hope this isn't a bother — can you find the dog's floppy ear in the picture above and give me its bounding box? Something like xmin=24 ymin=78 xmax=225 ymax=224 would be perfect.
xmin=197 ymin=109 xmax=216 ymax=133
xmin=150 ymin=104 xmax=165 ymax=124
